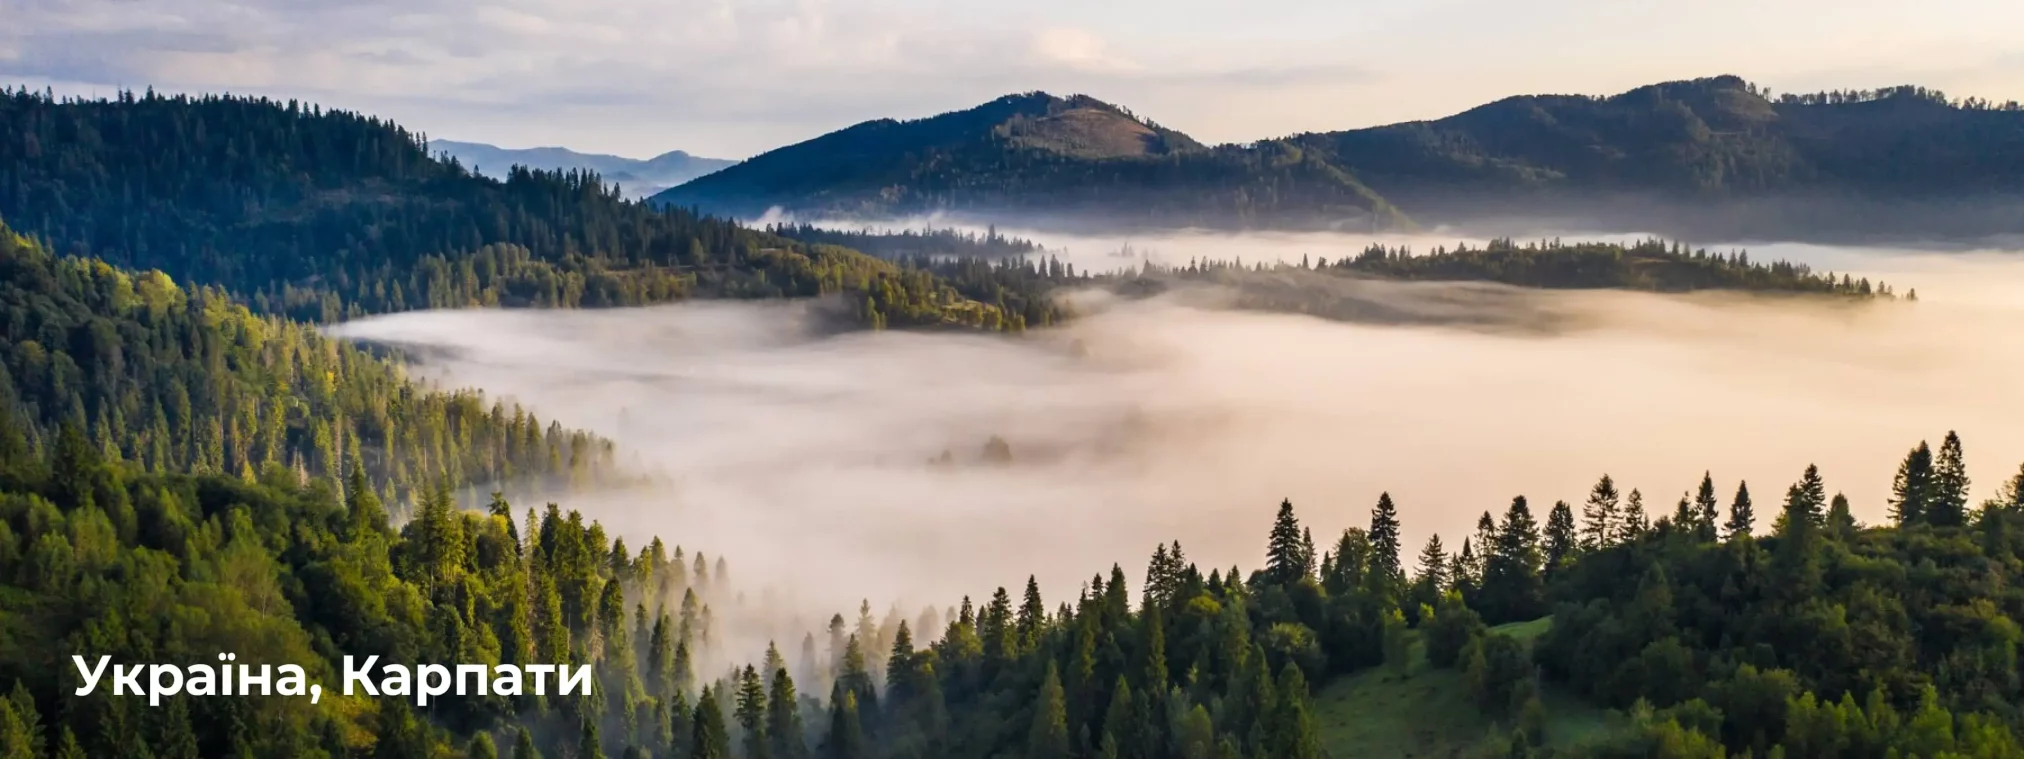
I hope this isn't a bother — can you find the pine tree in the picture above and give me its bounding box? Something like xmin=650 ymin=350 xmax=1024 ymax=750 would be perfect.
xmin=1931 ymin=431 xmax=1970 ymax=527
xmin=469 ymin=733 xmax=499 ymax=759
xmin=1028 ymin=664 xmax=1071 ymax=759
xmin=1615 ymin=489 xmax=1648 ymax=544
xmin=1018 ymin=576 xmax=1046 ymax=652
xmin=1581 ymin=475 xmax=1620 ymax=549
xmin=821 ymin=687 xmax=865 ymax=759
xmin=1364 ymin=492 xmax=1404 ymax=606
xmin=1891 ymin=442 xmax=1935 ymax=526
xmin=1542 ymin=501 xmax=1577 ymax=579
xmin=1412 ymin=534 xmax=1450 ymax=611
xmin=691 ymin=685 xmax=731 ymax=759
xmin=1264 ymin=499 xmax=1311 ymax=586
xmin=1694 ymin=472 xmax=1720 ymax=541
xmin=1482 ymin=496 xmax=1544 ymax=623
xmin=735 ymin=666 xmax=769 ymax=759
xmin=768 ymin=669 xmax=806 ymax=759
xmin=1726 ymin=481 xmax=1755 ymax=539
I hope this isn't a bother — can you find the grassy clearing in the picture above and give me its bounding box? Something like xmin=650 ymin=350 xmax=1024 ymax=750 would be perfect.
xmin=1312 ymin=617 xmax=1627 ymax=758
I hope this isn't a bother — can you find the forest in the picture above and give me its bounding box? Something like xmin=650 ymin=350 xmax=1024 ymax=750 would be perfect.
xmin=2 ymin=84 xmax=2016 ymax=759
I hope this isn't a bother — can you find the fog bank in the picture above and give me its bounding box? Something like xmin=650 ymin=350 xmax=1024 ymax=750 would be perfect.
xmin=327 ymin=244 xmax=2024 ymax=646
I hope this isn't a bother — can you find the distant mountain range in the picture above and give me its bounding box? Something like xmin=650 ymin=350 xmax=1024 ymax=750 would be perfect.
xmin=432 ymin=140 xmax=734 ymax=199
xmin=654 ymin=75 xmax=2024 ymax=243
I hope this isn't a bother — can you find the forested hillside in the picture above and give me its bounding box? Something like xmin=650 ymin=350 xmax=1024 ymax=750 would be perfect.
xmin=0 ymin=88 xmax=1052 ymax=331
xmin=652 ymin=93 xmax=1411 ymax=232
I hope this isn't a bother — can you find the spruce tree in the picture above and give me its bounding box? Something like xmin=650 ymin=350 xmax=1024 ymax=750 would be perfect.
xmin=1695 ymin=472 xmax=1721 ymax=541
xmin=1412 ymin=534 xmax=1450 ymax=612
xmin=1580 ymin=474 xmax=1620 ymax=549
xmin=1028 ymin=664 xmax=1071 ymax=759
xmin=735 ymin=666 xmax=769 ymax=759
xmin=1482 ymin=496 xmax=1544 ymax=623
xmin=1931 ymin=431 xmax=1970 ymax=527
xmin=1322 ymin=528 xmax=1370 ymax=596
xmin=822 ymin=689 xmax=865 ymax=759
xmin=1542 ymin=501 xmax=1577 ymax=578
xmin=1018 ymin=577 xmax=1046 ymax=652
xmin=1264 ymin=499 xmax=1311 ymax=586
xmin=691 ymin=685 xmax=730 ymax=759
xmin=1726 ymin=481 xmax=1755 ymax=539
xmin=768 ymin=670 xmax=806 ymax=759
xmin=512 ymin=727 xmax=540 ymax=759
xmin=1891 ymin=442 xmax=1935 ymax=526
xmin=1364 ymin=492 xmax=1404 ymax=605
xmin=1615 ymin=489 xmax=1648 ymax=544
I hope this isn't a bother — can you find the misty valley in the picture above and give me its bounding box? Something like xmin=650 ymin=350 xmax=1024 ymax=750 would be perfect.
xmin=7 ymin=81 xmax=2024 ymax=759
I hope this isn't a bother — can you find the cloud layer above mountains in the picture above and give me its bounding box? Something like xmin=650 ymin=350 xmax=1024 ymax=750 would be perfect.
xmin=10 ymin=0 xmax=2024 ymax=157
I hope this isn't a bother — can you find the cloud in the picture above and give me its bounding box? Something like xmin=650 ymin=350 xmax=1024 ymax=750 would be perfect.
xmin=325 ymin=231 xmax=2024 ymax=659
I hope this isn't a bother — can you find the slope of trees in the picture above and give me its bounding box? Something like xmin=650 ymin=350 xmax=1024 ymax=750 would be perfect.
xmin=0 ymin=88 xmax=1048 ymax=331
xmin=0 ymin=221 xmax=616 ymax=511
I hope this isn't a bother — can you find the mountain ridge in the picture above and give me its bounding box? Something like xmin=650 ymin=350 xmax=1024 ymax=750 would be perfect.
xmin=432 ymin=138 xmax=735 ymax=199
xmin=657 ymin=75 xmax=2024 ymax=242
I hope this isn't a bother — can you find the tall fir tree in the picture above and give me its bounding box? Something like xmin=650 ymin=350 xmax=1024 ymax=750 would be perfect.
xmin=1542 ymin=500 xmax=1577 ymax=579
xmin=1695 ymin=472 xmax=1721 ymax=541
xmin=1931 ymin=431 xmax=1970 ymax=527
xmin=1364 ymin=492 xmax=1404 ymax=606
xmin=1891 ymin=441 xmax=1935 ymax=526
xmin=1581 ymin=474 xmax=1620 ymax=549
xmin=1726 ymin=481 xmax=1756 ymax=539
xmin=1264 ymin=499 xmax=1312 ymax=586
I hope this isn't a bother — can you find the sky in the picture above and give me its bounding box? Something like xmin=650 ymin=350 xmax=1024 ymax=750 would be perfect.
xmin=6 ymin=0 xmax=2023 ymax=159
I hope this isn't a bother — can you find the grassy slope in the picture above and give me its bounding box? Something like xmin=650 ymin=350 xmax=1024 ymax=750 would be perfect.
xmin=1313 ymin=617 xmax=1628 ymax=758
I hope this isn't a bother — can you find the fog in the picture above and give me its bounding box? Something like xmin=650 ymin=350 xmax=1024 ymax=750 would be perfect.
xmin=328 ymin=231 xmax=2024 ymax=664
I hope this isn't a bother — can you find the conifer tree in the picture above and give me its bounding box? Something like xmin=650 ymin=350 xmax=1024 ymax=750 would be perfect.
xmin=1581 ymin=474 xmax=1620 ymax=549
xmin=1542 ymin=501 xmax=1577 ymax=578
xmin=1616 ymin=489 xmax=1648 ymax=544
xmin=767 ymin=669 xmax=806 ymax=759
xmin=1932 ymin=431 xmax=1970 ymax=527
xmin=1028 ymin=664 xmax=1071 ymax=759
xmin=1411 ymin=534 xmax=1450 ymax=612
xmin=1482 ymin=496 xmax=1544 ymax=623
xmin=1364 ymin=492 xmax=1404 ymax=605
xmin=1018 ymin=577 xmax=1046 ymax=651
xmin=1892 ymin=442 xmax=1935 ymax=526
xmin=1695 ymin=472 xmax=1721 ymax=541
xmin=735 ymin=666 xmax=769 ymax=759
xmin=1726 ymin=481 xmax=1755 ymax=539
xmin=691 ymin=685 xmax=730 ymax=759
xmin=1264 ymin=499 xmax=1311 ymax=586
xmin=468 ymin=733 xmax=498 ymax=759
xmin=822 ymin=690 xmax=865 ymax=759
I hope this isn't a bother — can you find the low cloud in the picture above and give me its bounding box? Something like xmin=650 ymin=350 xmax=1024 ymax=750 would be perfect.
xmin=327 ymin=234 xmax=2024 ymax=657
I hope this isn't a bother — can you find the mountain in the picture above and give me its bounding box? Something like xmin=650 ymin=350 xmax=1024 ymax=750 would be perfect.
xmin=652 ymin=91 xmax=1412 ymax=232
xmin=658 ymin=76 xmax=2024 ymax=242
xmin=1286 ymin=74 xmax=2024 ymax=240
xmin=0 ymin=88 xmax=1051 ymax=330
xmin=431 ymin=139 xmax=734 ymax=199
